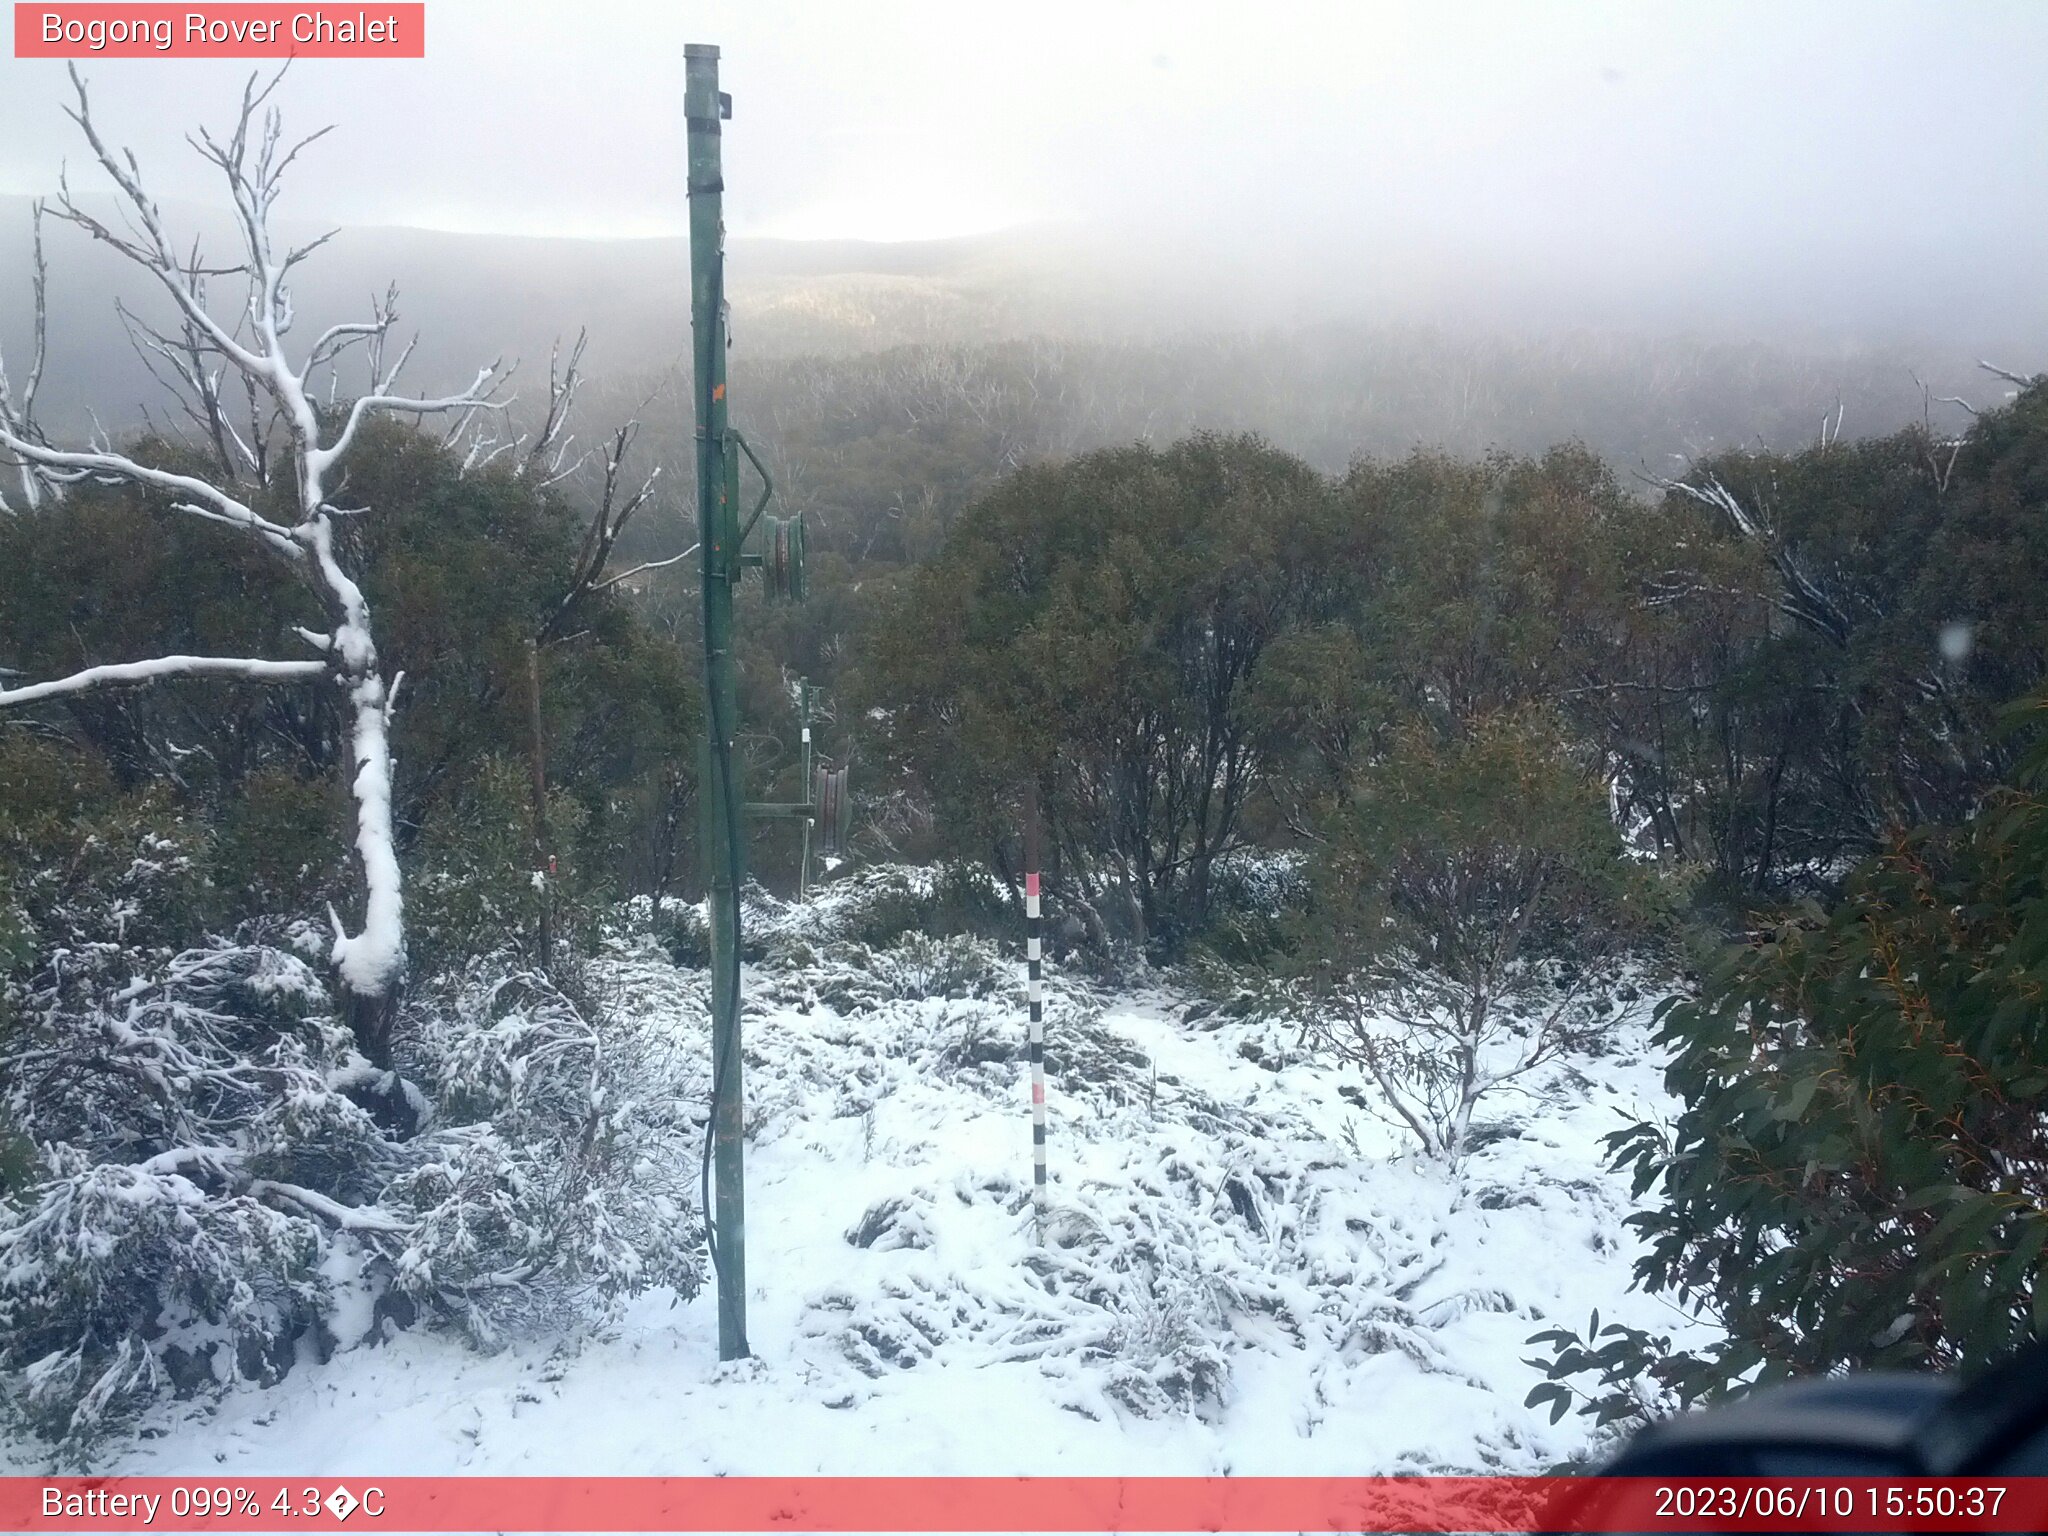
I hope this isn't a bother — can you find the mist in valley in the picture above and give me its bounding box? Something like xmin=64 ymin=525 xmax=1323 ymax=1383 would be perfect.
xmin=0 ymin=190 xmax=2030 ymax=580
xmin=4 ymin=0 xmax=2044 ymax=512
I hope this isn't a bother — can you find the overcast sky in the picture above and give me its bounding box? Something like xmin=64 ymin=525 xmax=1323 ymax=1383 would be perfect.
xmin=3 ymin=1 xmax=2045 ymax=340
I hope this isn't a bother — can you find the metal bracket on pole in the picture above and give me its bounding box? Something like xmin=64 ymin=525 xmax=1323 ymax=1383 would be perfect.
xmin=744 ymin=800 xmax=816 ymax=818
xmin=732 ymin=429 xmax=776 ymax=548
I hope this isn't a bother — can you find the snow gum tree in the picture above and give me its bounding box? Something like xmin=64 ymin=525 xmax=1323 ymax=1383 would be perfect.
xmin=1294 ymin=711 xmax=1661 ymax=1164
xmin=859 ymin=434 xmax=1355 ymax=954
xmin=0 ymin=70 xmax=503 ymax=1066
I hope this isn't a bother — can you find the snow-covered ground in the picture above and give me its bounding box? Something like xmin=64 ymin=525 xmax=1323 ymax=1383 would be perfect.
xmin=4 ymin=894 xmax=1705 ymax=1476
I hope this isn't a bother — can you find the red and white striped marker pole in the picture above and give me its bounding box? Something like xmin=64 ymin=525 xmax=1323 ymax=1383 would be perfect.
xmin=1024 ymin=782 xmax=1048 ymax=1239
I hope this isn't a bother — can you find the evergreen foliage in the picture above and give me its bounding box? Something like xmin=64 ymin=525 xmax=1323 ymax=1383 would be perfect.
xmin=0 ymin=425 xmax=705 ymax=1459
xmin=0 ymin=423 xmax=698 ymax=937
xmin=1531 ymin=690 xmax=2048 ymax=1425
xmin=858 ymin=433 xmax=1352 ymax=954
xmin=6 ymin=251 xmax=2047 ymax=1463
xmin=0 ymin=924 xmax=701 ymax=1461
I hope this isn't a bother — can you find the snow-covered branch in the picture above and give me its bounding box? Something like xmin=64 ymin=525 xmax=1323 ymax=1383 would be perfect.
xmin=0 ymin=654 xmax=326 ymax=708
xmin=52 ymin=69 xmax=272 ymax=382
xmin=537 ymin=417 xmax=673 ymax=642
xmin=1978 ymin=359 xmax=2042 ymax=389
xmin=523 ymin=329 xmax=589 ymax=485
xmin=318 ymin=363 xmax=503 ymax=491
xmin=590 ymin=542 xmax=698 ymax=594
xmin=0 ymin=436 xmax=303 ymax=557
xmin=302 ymin=289 xmax=398 ymax=387
xmin=1661 ymin=472 xmax=1852 ymax=647
xmin=248 ymin=1179 xmax=411 ymax=1232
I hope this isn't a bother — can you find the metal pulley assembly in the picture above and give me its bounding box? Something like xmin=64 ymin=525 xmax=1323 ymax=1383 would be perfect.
xmin=758 ymin=512 xmax=806 ymax=602
xmin=814 ymin=763 xmax=852 ymax=858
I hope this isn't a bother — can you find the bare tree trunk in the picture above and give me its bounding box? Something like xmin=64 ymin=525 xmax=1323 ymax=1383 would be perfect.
xmin=331 ymin=637 xmax=415 ymax=1133
xmin=312 ymin=520 xmax=410 ymax=1064
xmin=1073 ymin=893 xmax=1110 ymax=954
xmin=1118 ymin=851 xmax=1147 ymax=953
xmin=333 ymin=665 xmax=404 ymax=1054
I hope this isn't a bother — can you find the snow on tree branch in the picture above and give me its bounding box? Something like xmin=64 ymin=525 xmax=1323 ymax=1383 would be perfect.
xmin=589 ymin=541 xmax=698 ymax=596
xmin=0 ymin=438 xmax=303 ymax=557
xmin=539 ymin=418 xmax=668 ymax=642
xmin=524 ymin=328 xmax=589 ymax=485
xmin=320 ymin=362 xmax=503 ymax=488
xmin=1658 ymin=472 xmax=1853 ymax=647
xmin=1978 ymin=359 xmax=2042 ymax=390
xmin=0 ymin=66 xmax=510 ymax=1042
xmin=0 ymin=654 xmax=326 ymax=708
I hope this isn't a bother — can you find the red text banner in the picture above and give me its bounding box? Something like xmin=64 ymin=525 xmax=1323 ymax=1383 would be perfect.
xmin=4 ymin=1476 xmax=2048 ymax=1532
xmin=14 ymin=5 xmax=425 ymax=58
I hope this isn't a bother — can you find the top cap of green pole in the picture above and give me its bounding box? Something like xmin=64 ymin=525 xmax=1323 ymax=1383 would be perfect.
xmin=684 ymin=46 xmax=732 ymax=122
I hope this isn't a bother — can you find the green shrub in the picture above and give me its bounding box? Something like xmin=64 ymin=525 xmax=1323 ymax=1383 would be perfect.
xmin=407 ymin=757 xmax=592 ymax=975
xmin=0 ymin=736 xmax=218 ymax=985
xmin=1537 ymin=694 xmax=2048 ymax=1419
xmin=210 ymin=767 xmax=349 ymax=920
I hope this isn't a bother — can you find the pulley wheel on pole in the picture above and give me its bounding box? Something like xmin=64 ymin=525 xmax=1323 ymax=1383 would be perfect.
xmin=815 ymin=764 xmax=852 ymax=857
xmin=761 ymin=513 xmax=807 ymax=602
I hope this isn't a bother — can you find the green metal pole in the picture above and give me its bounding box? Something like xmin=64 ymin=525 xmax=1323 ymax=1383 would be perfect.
xmin=686 ymin=41 xmax=748 ymax=1362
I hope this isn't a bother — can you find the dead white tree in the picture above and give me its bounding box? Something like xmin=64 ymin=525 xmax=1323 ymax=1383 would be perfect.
xmin=1657 ymin=472 xmax=1853 ymax=648
xmin=0 ymin=201 xmax=53 ymax=509
xmin=0 ymin=67 xmax=505 ymax=1069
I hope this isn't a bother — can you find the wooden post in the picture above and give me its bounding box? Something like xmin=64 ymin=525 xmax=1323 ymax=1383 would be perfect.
xmin=525 ymin=637 xmax=553 ymax=971
xmin=1024 ymin=780 xmax=1047 ymax=1240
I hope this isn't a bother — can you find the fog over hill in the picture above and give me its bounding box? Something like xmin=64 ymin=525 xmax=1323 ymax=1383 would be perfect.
xmin=1 ymin=192 xmax=2029 ymax=477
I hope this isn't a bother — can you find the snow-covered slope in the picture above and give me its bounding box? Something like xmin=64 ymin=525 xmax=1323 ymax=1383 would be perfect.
xmin=6 ymin=900 xmax=1704 ymax=1476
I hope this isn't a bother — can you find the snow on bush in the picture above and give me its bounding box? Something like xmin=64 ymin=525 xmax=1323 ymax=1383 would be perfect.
xmin=1298 ymin=959 xmax=1639 ymax=1166
xmin=1206 ymin=848 xmax=1309 ymax=914
xmin=728 ymin=908 xmax=1688 ymax=1472
xmin=390 ymin=962 xmax=702 ymax=1346
xmin=756 ymin=932 xmax=1020 ymax=1017
xmin=3 ymin=1159 xmax=327 ymax=1442
xmin=0 ymin=941 xmax=375 ymax=1454
xmin=0 ymin=938 xmax=700 ymax=1460
xmin=1 ymin=797 xmax=217 ymax=1000
xmin=2 ymin=864 xmax=1696 ymax=1474
xmin=796 ymin=1094 xmax=1545 ymax=1435
xmin=754 ymin=862 xmax=1017 ymax=952
xmin=643 ymin=900 xmax=1668 ymax=1452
